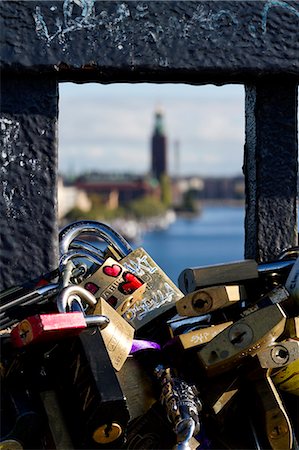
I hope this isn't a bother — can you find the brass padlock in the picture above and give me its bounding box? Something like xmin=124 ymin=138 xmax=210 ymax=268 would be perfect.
xmin=80 ymin=256 xmax=146 ymax=315
xmin=246 ymin=363 xmax=293 ymax=450
xmin=178 ymin=260 xmax=258 ymax=294
xmin=176 ymin=321 xmax=233 ymax=351
xmin=176 ymin=285 xmax=246 ymax=317
xmin=59 ymin=220 xmax=183 ymax=330
xmin=198 ymin=304 xmax=286 ymax=375
xmin=179 ymin=257 xmax=296 ymax=295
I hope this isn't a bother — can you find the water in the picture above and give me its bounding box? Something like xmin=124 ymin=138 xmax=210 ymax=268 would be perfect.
xmin=138 ymin=205 xmax=245 ymax=284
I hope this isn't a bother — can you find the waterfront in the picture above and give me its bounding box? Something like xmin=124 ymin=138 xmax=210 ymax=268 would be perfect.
xmin=138 ymin=205 xmax=245 ymax=284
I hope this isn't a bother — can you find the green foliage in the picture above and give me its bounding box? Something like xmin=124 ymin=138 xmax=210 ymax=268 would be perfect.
xmin=182 ymin=189 xmax=198 ymax=213
xmin=160 ymin=174 xmax=172 ymax=207
xmin=127 ymin=196 xmax=167 ymax=219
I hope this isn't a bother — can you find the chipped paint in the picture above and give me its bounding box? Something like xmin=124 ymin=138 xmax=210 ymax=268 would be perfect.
xmin=1 ymin=117 xmax=43 ymax=218
xmin=33 ymin=0 xmax=130 ymax=48
xmin=261 ymin=0 xmax=299 ymax=33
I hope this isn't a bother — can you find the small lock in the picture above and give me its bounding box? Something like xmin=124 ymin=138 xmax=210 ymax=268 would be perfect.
xmin=198 ymin=304 xmax=286 ymax=375
xmin=179 ymin=257 xmax=297 ymax=295
xmin=10 ymin=311 xmax=109 ymax=348
xmin=93 ymin=297 xmax=135 ymax=371
xmin=80 ymin=256 xmax=146 ymax=315
xmin=176 ymin=285 xmax=247 ymax=317
xmin=178 ymin=260 xmax=259 ymax=294
xmin=177 ymin=321 xmax=233 ymax=351
xmin=59 ymin=220 xmax=184 ymax=330
xmin=54 ymin=326 xmax=130 ymax=448
xmin=246 ymin=364 xmax=293 ymax=450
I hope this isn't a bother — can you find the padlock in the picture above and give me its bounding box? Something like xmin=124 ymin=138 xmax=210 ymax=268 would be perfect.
xmin=54 ymin=326 xmax=130 ymax=449
xmin=10 ymin=311 xmax=109 ymax=348
xmin=198 ymin=304 xmax=286 ymax=375
xmin=241 ymin=284 xmax=290 ymax=317
xmin=178 ymin=260 xmax=258 ymax=294
xmin=246 ymin=362 xmax=293 ymax=450
xmin=80 ymin=256 xmax=146 ymax=315
xmin=179 ymin=257 xmax=296 ymax=295
xmin=257 ymin=341 xmax=299 ymax=369
xmin=176 ymin=285 xmax=247 ymax=317
xmin=93 ymin=297 xmax=135 ymax=371
xmin=175 ymin=321 xmax=234 ymax=351
xmin=59 ymin=220 xmax=184 ymax=330
xmin=167 ymin=314 xmax=212 ymax=338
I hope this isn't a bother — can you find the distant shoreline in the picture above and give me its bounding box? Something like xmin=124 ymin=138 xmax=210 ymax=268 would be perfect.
xmin=199 ymin=199 xmax=245 ymax=207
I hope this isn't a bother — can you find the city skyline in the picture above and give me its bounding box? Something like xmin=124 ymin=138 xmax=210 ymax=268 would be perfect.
xmin=58 ymin=82 xmax=245 ymax=177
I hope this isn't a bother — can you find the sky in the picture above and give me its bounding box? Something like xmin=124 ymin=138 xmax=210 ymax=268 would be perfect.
xmin=58 ymin=82 xmax=245 ymax=177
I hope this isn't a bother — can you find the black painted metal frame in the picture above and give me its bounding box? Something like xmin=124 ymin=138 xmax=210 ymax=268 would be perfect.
xmin=1 ymin=1 xmax=298 ymax=289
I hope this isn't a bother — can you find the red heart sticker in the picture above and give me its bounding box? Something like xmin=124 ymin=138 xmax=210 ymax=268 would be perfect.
xmin=119 ymin=272 xmax=143 ymax=295
xmin=103 ymin=264 xmax=122 ymax=278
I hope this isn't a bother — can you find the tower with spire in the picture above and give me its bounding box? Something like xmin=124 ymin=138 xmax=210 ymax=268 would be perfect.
xmin=151 ymin=108 xmax=167 ymax=180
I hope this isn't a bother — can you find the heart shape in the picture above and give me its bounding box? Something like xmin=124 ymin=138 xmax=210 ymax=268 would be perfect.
xmin=84 ymin=282 xmax=99 ymax=295
xmin=103 ymin=264 xmax=122 ymax=278
xmin=119 ymin=272 xmax=143 ymax=295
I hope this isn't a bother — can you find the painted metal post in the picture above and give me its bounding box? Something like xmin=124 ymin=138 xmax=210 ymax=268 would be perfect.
xmin=0 ymin=75 xmax=59 ymax=289
xmin=244 ymin=81 xmax=298 ymax=262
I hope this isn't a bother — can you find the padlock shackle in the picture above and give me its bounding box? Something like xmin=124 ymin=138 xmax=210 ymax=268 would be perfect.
xmin=56 ymin=285 xmax=97 ymax=313
xmin=59 ymin=248 xmax=105 ymax=271
xmin=70 ymin=239 xmax=106 ymax=260
xmin=59 ymin=221 xmax=132 ymax=258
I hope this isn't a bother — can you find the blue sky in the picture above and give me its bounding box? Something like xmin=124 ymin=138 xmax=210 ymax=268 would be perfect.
xmin=58 ymin=82 xmax=245 ymax=177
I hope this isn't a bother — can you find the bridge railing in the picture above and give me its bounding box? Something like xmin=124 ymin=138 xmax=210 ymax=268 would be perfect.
xmin=1 ymin=0 xmax=298 ymax=289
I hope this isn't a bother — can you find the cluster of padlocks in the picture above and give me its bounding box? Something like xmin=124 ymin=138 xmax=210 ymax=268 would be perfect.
xmin=0 ymin=220 xmax=298 ymax=450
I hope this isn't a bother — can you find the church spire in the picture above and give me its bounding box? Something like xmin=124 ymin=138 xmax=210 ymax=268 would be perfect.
xmin=154 ymin=108 xmax=165 ymax=135
xmin=151 ymin=108 xmax=167 ymax=180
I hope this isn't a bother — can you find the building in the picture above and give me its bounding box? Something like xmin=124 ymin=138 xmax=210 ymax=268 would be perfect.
xmin=151 ymin=108 xmax=167 ymax=180
xmin=74 ymin=172 xmax=160 ymax=208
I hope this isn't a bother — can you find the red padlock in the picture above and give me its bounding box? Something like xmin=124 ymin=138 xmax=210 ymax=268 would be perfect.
xmin=11 ymin=312 xmax=109 ymax=348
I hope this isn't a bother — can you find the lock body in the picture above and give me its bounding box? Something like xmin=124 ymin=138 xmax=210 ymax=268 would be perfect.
xmin=119 ymin=248 xmax=184 ymax=329
xmin=54 ymin=327 xmax=130 ymax=448
xmin=81 ymin=257 xmax=146 ymax=315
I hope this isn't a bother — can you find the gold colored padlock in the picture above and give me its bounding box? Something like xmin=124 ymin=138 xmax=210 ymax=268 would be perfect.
xmin=178 ymin=321 xmax=233 ymax=350
xmin=113 ymin=247 xmax=184 ymax=329
xmin=247 ymin=364 xmax=293 ymax=450
xmin=176 ymin=285 xmax=246 ymax=316
xmin=81 ymin=257 xmax=146 ymax=315
xmin=198 ymin=304 xmax=286 ymax=375
xmin=93 ymin=298 xmax=135 ymax=371
xmin=178 ymin=259 xmax=258 ymax=294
